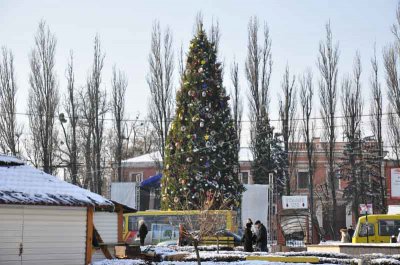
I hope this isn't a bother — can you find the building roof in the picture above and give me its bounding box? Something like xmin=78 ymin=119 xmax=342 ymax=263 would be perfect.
xmin=122 ymin=147 xmax=254 ymax=167
xmin=0 ymin=155 xmax=114 ymax=208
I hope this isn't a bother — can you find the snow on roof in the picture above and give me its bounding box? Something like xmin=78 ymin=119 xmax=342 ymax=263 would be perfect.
xmin=123 ymin=152 xmax=162 ymax=164
xmin=122 ymin=147 xmax=254 ymax=166
xmin=0 ymin=155 xmax=113 ymax=208
xmin=0 ymin=154 xmax=25 ymax=165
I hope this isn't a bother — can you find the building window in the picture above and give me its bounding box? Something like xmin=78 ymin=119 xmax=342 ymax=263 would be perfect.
xmin=297 ymin=171 xmax=309 ymax=189
xmin=130 ymin=172 xmax=143 ymax=183
xmin=239 ymin=171 xmax=250 ymax=184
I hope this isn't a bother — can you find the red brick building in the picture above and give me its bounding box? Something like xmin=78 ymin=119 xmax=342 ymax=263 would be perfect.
xmin=287 ymin=138 xmax=348 ymax=240
xmin=115 ymin=139 xmax=400 ymax=240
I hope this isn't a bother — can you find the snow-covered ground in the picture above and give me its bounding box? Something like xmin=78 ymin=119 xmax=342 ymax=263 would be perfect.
xmin=92 ymin=260 xmax=337 ymax=265
xmin=91 ymin=245 xmax=400 ymax=265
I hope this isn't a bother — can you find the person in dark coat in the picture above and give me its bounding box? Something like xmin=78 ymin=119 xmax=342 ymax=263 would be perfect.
xmin=241 ymin=222 xmax=254 ymax=252
xmin=138 ymin=220 xmax=148 ymax=246
xmin=347 ymin=225 xmax=355 ymax=239
xmin=255 ymin=220 xmax=268 ymax=252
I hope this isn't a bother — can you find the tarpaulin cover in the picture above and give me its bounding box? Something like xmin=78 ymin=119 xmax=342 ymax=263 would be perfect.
xmin=140 ymin=173 xmax=162 ymax=188
xmin=241 ymin=184 xmax=269 ymax=227
xmin=111 ymin=182 xmax=136 ymax=209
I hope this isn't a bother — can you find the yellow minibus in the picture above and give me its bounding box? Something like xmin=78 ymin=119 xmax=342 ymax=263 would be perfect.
xmin=123 ymin=210 xmax=238 ymax=245
xmin=353 ymin=214 xmax=400 ymax=243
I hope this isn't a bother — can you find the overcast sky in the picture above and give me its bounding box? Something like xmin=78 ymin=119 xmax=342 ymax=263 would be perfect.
xmin=0 ymin=0 xmax=397 ymax=144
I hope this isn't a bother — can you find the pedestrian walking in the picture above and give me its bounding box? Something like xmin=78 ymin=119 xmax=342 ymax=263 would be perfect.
xmin=138 ymin=220 xmax=148 ymax=246
xmin=254 ymin=220 xmax=268 ymax=252
xmin=241 ymin=222 xmax=254 ymax=252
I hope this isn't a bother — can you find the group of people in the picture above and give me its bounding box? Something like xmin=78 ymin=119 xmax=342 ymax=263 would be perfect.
xmin=339 ymin=225 xmax=355 ymax=243
xmin=241 ymin=219 xmax=268 ymax=252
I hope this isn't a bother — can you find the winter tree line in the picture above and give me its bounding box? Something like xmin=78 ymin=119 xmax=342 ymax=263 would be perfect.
xmin=0 ymin=5 xmax=400 ymax=234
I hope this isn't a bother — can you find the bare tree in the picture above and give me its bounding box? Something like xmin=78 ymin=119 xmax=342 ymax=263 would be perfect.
xmin=0 ymin=47 xmax=21 ymax=155
xmin=369 ymin=46 xmax=386 ymax=211
xmin=230 ymin=59 xmax=243 ymax=147
xmin=28 ymin=20 xmax=59 ymax=174
xmin=178 ymin=43 xmax=185 ymax=80
xmin=279 ymin=65 xmax=297 ymax=195
xmin=140 ymin=120 xmax=157 ymax=154
xmin=384 ymin=2 xmax=400 ymax=166
xmin=384 ymin=45 xmax=400 ymax=118
xmin=176 ymin=191 xmax=230 ymax=265
xmin=111 ymin=65 xmax=128 ymax=182
xmin=392 ymin=1 xmax=400 ymax=44
xmin=79 ymin=35 xmax=107 ymax=194
xmin=59 ymin=51 xmax=80 ymax=185
xmin=246 ymin=16 xmax=272 ymax=122
xmin=246 ymin=17 xmax=278 ymax=185
xmin=388 ymin=110 xmax=400 ymax=165
xmin=90 ymin=35 xmax=107 ymax=194
xmin=209 ymin=19 xmax=221 ymax=56
xmin=79 ymin=86 xmax=95 ymax=190
xmin=317 ymin=22 xmax=339 ymax=239
xmin=340 ymin=53 xmax=363 ymax=221
xmin=299 ymin=70 xmax=316 ymax=242
xmin=147 ymin=21 xmax=174 ymax=162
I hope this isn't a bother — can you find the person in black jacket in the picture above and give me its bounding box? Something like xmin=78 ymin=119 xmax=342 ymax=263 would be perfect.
xmin=241 ymin=222 xmax=254 ymax=252
xmin=138 ymin=220 xmax=148 ymax=246
xmin=347 ymin=225 xmax=355 ymax=239
xmin=255 ymin=220 xmax=268 ymax=252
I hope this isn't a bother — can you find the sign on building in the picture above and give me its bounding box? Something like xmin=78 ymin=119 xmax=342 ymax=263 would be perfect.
xmin=391 ymin=168 xmax=400 ymax=198
xmin=359 ymin=204 xmax=373 ymax=215
xmin=282 ymin=195 xmax=308 ymax=209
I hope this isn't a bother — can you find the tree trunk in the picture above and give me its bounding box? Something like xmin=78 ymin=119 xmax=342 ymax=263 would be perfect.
xmin=194 ymin=241 xmax=201 ymax=265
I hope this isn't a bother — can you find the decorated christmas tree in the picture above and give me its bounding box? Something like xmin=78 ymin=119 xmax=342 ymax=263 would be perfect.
xmin=161 ymin=25 xmax=244 ymax=210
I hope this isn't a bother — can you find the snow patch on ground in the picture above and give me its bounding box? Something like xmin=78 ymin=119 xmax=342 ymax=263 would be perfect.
xmin=92 ymin=260 xmax=146 ymax=265
xmin=370 ymin=258 xmax=400 ymax=265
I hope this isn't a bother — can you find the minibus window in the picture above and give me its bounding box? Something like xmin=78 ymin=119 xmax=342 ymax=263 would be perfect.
xmin=128 ymin=216 xmax=138 ymax=231
xmin=359 ymin=223 xmax=374 ymax=237
xmin=379 ymin=220 xmax=400 ymax=236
